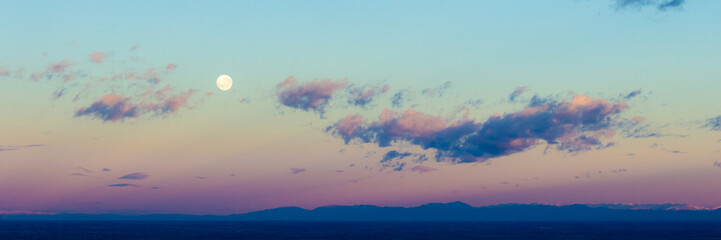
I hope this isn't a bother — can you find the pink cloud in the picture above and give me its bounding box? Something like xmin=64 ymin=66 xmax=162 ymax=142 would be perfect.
xmin=45 ymin=59 xmax=73 ymax=74
xmin=89 ymin=51 xmax=105 ymax=63
xmin=632 ymin=116 xmax=647 ymax=123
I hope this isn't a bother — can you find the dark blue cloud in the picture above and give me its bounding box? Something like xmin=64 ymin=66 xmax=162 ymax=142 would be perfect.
xmin=623 ymin=89 xmax=642 ymax=100
xmin=657 ymin=0 xmax=685 ymax=11
xmin=381 ymin=150 xmax=413 ymax=163
xmin=393 ymin=162 xmax=406 ymax=172
xmin=614 ymin=0 xmax=685 ymax=11
xmin=108 ymin=183 xmax=141 ymax=188
xmin=704 ymin=116 xmax=721 ymax=131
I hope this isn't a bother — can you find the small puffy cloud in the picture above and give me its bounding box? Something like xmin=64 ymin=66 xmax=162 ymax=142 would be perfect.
xmin=329 ymin=94 xmax=628 ymax=163
xmin=89 ymin=52 xmax=105 ymax=63
xmin=45 ymin=60 xmax=74 ymax=74
xmin=632 ymin=116 xmax=646 ymax=123
xmin=704 ymin=116 xmax=721 ymax=131
xmin=290 ymin=168 xmax=306 ymax=174
xmin=108 ymin=183 xmax=141 ymax=188
xmin=118 ymin=172 xmax=149 ymax=180
xmin=276 ymin=75 xmax=348 ymax=115
xmin=347 ymin=84 xmax=389 ymax=107
xmin=421 ymin=81 xmax=451 ymax=97
xmin=410 ymin=165 xmax=437 ymax=173
xmin=102 ymin=168 xmax=112 ymax=172
xmin=508 ymin=86 xmax=529 ymax=102
xmin=74 ymin=93 xmax=139 ymax=122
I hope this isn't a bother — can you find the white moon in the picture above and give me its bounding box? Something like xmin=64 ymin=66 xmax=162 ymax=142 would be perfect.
xmin=216 ymin=74 xmax=233 ymax=91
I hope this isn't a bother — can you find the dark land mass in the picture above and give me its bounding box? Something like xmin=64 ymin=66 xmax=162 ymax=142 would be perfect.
xmin=4 ymin=201 xmax=721 ymax=221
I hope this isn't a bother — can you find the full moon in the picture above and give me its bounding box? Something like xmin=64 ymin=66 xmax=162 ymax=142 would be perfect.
xmin=216 ymin=74 xmax=233 ymax=91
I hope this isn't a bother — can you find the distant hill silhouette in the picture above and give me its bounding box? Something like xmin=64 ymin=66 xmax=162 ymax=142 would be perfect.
xmin=4 ymin=202 xmax=721 ymax=221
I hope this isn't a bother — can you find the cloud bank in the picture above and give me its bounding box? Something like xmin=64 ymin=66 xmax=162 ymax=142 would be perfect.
xmin=329 ymin=95 xmax=628 ymax=163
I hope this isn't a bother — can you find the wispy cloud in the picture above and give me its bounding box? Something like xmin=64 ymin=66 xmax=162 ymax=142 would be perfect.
xmin=614 ymin=0 xmax=685 ymax=11
xmin=290 ymin=168 xmax=306 ymax=174
xmin=329 ymin=94 xmax=628 ymax=163
xmin=421 ymin=81 xmax=451 ymax=97
xmin=410 ymin=165 xmax=437 ymax=173
xmin=276 ymin=75 xmax=348 ymax=116
xmin=108 ymin=183 xmax=141 ymax=188
xmin=508 ymin=86 xmax=529 ymax=102
xmin=0 ymin=144 xmax=49 ymax=152
xmin=118 ymin=172 xmax=149 ymax=180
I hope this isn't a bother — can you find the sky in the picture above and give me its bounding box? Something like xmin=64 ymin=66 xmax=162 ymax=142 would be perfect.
xmin=2 ymin=0 xmax=721 ymax=215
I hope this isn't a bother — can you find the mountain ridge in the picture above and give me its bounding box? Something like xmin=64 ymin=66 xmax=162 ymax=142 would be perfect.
xmin=3 ymin=202 xmax=721 ymax=221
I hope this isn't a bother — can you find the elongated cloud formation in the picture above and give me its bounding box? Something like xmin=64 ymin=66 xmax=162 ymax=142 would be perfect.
xmin=614 ymin=0 xmax=685 ymax=11
xmin=623 ymin=89 xmax=642 ymax=100
xmin=118 ymin=172 xmax=149 ymax=180
xmin=411 ymin=165 xmax=437 ymax=173
xmin=108 ymin=183 xmax=141 ymax=188
xmin=75 ymin=86 xmax=197 ymax=122
xmin=329 ymin=95 xmax=628 ymax=163
xmin=277 ymin=75 xmax=348 ymax=115
xmin=347 ymin=84 xmax=389 ymax=107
